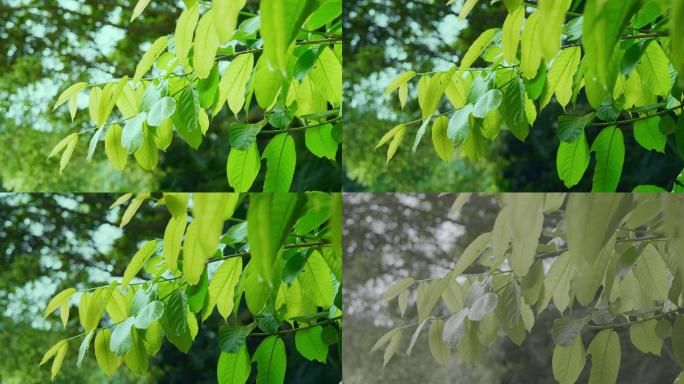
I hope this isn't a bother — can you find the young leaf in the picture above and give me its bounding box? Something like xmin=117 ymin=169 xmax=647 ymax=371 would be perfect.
xmin=458 ymin=29 xmax=497 ymax=75
xmin=213 ymin=0 xmax=246 ymax=43
xmin=53 ymin=82 xmax=87 ymax=111
xmin=542 ymin=47 xmax=582 ymax=109
xmin=538 ymin=0 xmax=572 ymax=60
xmin=502 ymin=6 xmax=524 ymax=64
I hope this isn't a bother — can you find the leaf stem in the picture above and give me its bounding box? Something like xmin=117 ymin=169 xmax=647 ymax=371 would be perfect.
xmin=209 ymin=241 xmax=331 ymax=263
xmin=250 ymin=315 xmax=343 ymax=337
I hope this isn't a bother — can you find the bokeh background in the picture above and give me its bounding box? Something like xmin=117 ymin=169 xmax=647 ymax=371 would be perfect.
xmin=342 ymin=193 xmax=680 ymax=383
xmin=342 ymin=0 xmax=683 ymax=192
xmin=0 ymin=193 xmax=341 ymax=383
xmin=0 ymin=0 xmax=340 ymax=192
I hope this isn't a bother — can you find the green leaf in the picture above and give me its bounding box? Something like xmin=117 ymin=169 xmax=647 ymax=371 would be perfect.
xmin=442 ymin=308 xmax=468 ymax=345
xmin=629 ymin=319 xmax=662 ymax=356
xmin=566 ymin=194 xmax=632 ymax=263
xmin=453 ymin=232 xmax=491 ymax=276
xmin=587 ymin=329 xmax=621 ymax=384
xmin=431 ymin=115 xmax=454 ymax=161
xmin=105 ymin=124 xmax=128 ymax=171
xmin=174 ymin=3 xmax=200 ymax=67
xmin=295 ymin=325 xmax=328 ymax=363
xmin=502 ymin=5 xmax=524 ymax=64
xmin=218 ymin=346 xmax=251 ymax=384
xmin=40 ymin=339 xmax=68 ymax=380
xmin=133 ymin=36 xmax=168 ymax=82
xmin=472 ymin=89 xmax=502 ymax=118
xmin=539 ymin=251 xmax=574 ymax=312
xmin=159 ymin=289 xmax=191 ymax=352
xmin=95 ymin=330 xmax=119 ymax=376
xmin=591 ymin=126 xmax=625 ymax=192
xmin=520 ymin=11 xmax=542 ymax=79
xmin=633 ymin=244 xmax=669 ymax=301
xmin=193 ymin=10 xmax=219 ymax=79
xmin=310 ymin=47 xmax=342 ymax=105
xmin=556 ymin=131 xmax=590 ymax=188
xmin=299 ymin=251 xmax=334 ymax=308
xmin=229 ymin=120 xmax=267 ymax=150
xmin=253 ymin=336 xmax=287 ymax=384
xmin=636 ymin=41 xmax=672 ymax=97
xmin=428 ymin=319 xmax=450 ymax=365
xmin=121 ymin=113 xmax=147 ymax=153
xmin=447 ymin=105 xmax=473 ymax=143
xmin=213 ymin=0 xmax=246 ymax=43
xmin=542 ymin=47 xmax=582 ymax=108
xmin=54 ymin=82 xmax=88 ymax=111
xmin=44 ymin=288 xmax=77 ymax=317
xmin=407 ymin=319 xmax=429 ymax=355
xmin=458 ymin=29 xmax=497 ymax=75
xmin=77 ymin=329 xmax=95 ymax=368
xmin=248 ymin=193 xmax=305 ymax=287
xmin=254 ymin=54 xmax=282 ymax=108
xmin=557 ymin=113 xmax=595 ymax=142
xmin=124 ymin=328 xmax=148 ymax=374
xmin=260 ymin=0 xmax=319 ymax=77
xmin=305 ymin=123 xmax=338 ymax=160
xmin=163 ymin=213 xmax=187 ymax=272
xmin=582 ymin=0 xmax=641 ymax=107
xmin=147 ymin=97 xmax=176 ymax=127
xmin=133 ymin=125 xmax=159 ymax=170
xmin=537 ymin=0 xmax=572 ymax=60
xmin=383 ymin=330 xmax=402 ymax=367
xmin=130 ymin=0 xmax=151 ymax=21
xmin=134 ymin=301 xmax=164 ymax=329
xmin=206 ymin=258 xmax=243 ymax=320
xmin=219 ymin=323 xmax=257 ymax=353
xmin=468 ymin=292 xmax=498 ymax=321
xmin=552 ymin=317 xmax=589 ymax=347
xmin=173 ymin=85 xmax=202 ymax=149
xmin=122 ymin=240 xmax=157 ymax=288
xmin=307 ymin=0 xmax=341 ymax=29
xmin=262 ymin=134 xmax=296 ymax=192
xmin=227 ymin=143 xmax=261 ymax=192
xmin=110 ymin=317 xmax=135 ymax=356
xmin=552 ymin=335 xmax=586 ymax=384
xmin=383 ymin=277 xmax=415 ymax=301
xmin=500 ymin=75 xmax=528 ymax=140
xmin=634 ymin=116 xmax=666 ymax=153
xmin=216 ymin=53 xmax=254 ymax=116
xmin=384 ymin=71 xmax=416 ymax=96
